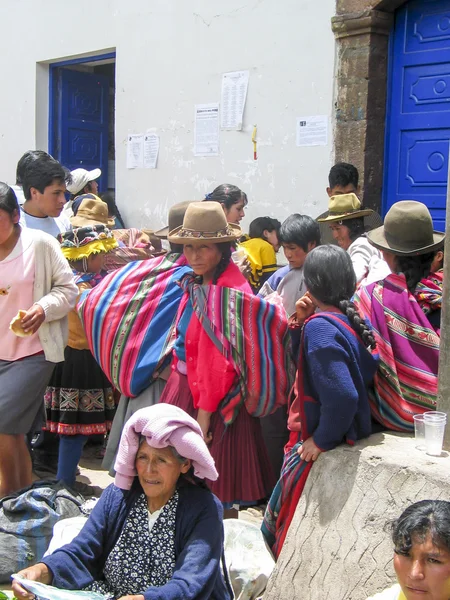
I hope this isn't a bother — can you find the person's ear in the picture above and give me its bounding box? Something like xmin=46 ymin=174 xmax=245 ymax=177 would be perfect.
xmin=29 ymin=186 xmax=39 ymax=201
xmin=181 ymin=459 xmax=191 ymax=474
xmin=12 ymin=209 xmax=20 ymax=225
xmin=326 ymin=187 xmax=332 ymax=198
xmin=263 ymin=229 xmax=270 ymax=240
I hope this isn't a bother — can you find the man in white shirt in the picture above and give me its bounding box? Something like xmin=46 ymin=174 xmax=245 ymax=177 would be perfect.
xmin=20 ymin=154 xmax=72 ymax=237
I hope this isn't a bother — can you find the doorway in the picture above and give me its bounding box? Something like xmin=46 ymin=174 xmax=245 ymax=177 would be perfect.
xmin=384 ymin=0 xmax=450 ymax=231
xmin=49 ymin=53 xmax=116 ymax=195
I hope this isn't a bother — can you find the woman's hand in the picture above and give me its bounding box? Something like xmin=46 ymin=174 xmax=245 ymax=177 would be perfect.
xmin=294 ymin=292 xmax=316 ymax=325
xmin=298 ymin=437 xmax=322 ymax=462
xmin=197 ymin=409 xmax=213 ymax=444
xmin=21 ymin=304 xmax=46 ymax=334
xmin=11 ymin=563 xmax=52 ymax=599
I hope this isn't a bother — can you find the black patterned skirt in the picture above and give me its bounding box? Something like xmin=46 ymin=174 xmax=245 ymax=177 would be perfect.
xmin=45 ymin=347 xmax=116 ymax=436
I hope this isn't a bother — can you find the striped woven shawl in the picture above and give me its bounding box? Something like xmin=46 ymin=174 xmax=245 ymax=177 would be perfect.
xmin=353 ymin=273 xmax=439 ymax=432
xmin=180 ymin=275 xmax=295 ymax=425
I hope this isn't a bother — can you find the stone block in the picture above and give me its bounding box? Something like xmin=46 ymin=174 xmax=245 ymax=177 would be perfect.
xmin=264 ymin=433 xmax=450 ymax=600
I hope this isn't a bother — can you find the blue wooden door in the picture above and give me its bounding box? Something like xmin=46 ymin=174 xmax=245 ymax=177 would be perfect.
xmin=52 ymin=68 xmax=109 ymax=193
xmin=385 ymin=0 xmax=450 ymax=231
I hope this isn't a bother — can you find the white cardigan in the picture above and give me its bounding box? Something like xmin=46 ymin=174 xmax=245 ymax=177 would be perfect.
xmin=26 ymin=228 xmax=78 ymax=362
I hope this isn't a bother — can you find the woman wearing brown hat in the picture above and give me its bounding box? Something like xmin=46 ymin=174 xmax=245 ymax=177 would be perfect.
xmin=353 ymin=201 xmax=444 ymax=433
xmin=318 ymin=193 xmax=390 ymax=286
xmin=160 ymin=201 xmax=284 ymax=516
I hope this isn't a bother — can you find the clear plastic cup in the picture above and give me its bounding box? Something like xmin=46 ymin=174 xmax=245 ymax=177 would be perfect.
xmin=424 ymin=413 xmax=447 ymax=456
xmin=413 ymin=414 xmax=426 ymax=450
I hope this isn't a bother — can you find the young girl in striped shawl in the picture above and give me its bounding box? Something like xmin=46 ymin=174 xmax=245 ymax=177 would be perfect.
xmin=262 ymin=245 xmax=378 ymax=558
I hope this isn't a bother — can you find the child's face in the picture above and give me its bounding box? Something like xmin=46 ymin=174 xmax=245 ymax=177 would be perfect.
xmin=283 ymin=243 xmax=309 ymax=269
xmin=264 ymin=229 xmax=280 ymax=252
xmin=88 ymin=253 xmax=106 ymax=273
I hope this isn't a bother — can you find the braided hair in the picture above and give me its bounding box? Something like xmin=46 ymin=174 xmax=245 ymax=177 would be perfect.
xmin=395 ymin=251 xmax=435 ymax=293
xmin=304 ymin=245 xmax=376 ymax=349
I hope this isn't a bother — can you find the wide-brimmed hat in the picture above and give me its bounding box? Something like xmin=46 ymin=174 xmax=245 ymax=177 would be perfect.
xmin=67 ymin=168 xmax=101 ymax=195
xmin=59 ymin=224 xmax=118 ymax=261
xmin=168 ymin=201 xmax=241 ymax=244
xmin=154 ymin=201 xmax=195 ymax=239
xmin=317 ymin=193 xmax=373 ymax=223
xmin=367 ymin=201 xmax=445 ymax=256
xmin=70 ymin=197 xmax=115 ymax=228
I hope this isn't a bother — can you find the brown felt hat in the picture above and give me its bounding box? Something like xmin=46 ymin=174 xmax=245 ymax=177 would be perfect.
xmin=317 ymin=193 xmax=373 ymax=223
xmin=168 ymin=201 xmax=241 ymax=244
xmin=70 ymin=197 xmax=115 ymax=228
xmin=154 ymin=201 xmax=195 ymax=239
xmin=367 ymin=201 xmax=445 ymax=256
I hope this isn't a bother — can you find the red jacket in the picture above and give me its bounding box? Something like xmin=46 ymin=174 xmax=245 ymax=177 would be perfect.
xmin=176 ymin=262 xmax=251 ymax=413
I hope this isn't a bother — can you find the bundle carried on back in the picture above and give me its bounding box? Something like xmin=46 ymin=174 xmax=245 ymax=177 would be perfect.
xmin=78 ymin=253 xmax=192 ymax=398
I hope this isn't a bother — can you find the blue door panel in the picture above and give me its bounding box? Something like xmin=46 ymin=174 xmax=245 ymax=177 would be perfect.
xmin=54 ymin=68 xmax=109 ymax=193
xmin=385 ymin=0 xmax=450 ymax=231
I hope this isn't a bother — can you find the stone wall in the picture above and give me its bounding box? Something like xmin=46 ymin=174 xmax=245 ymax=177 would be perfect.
xmin=332 ymin=0 xmax=407 ymax=211
xmin=264 ymin=432 xmax=450 ymax=600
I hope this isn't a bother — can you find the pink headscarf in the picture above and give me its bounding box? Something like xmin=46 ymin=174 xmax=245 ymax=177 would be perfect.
xmin=114 ymin=404 xmax=218 ymax=490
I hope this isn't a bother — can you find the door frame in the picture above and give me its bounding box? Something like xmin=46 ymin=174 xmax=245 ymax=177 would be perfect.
xmin=48 ymin=51 xmax=116 ymax=172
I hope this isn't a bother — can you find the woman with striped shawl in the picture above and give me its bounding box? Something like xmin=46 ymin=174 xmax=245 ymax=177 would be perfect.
xmin=353 ymin=201 xmax=445 ymax=433
xmin=160 ymin=202 xmax=293 ymax=517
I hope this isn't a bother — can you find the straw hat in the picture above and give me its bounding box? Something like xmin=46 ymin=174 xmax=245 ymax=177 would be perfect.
xmin=168 ymin=201 xmax=241 ymax=244
xmin=59 ymin=224 xmax=118 ymax=261
xmin=317 ymin=193 xmax=373 ymax=223
xmin=70 ymin=197 xmax=115 ymax=228
xmin=154 ymin=201 xmax=195 ymax=239
xmin=367 ymin=201 xmax=445 ymax=256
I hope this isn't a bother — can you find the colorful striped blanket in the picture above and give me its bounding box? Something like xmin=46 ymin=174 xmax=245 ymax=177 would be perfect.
xmin=181 ymin=275 xmax=295 ymax=425
xmin=78 ymin=253 xmax=192 ymax=398
xmin=353 ymin=273 xmax=440 ymax=432
xmin=414 ymin=269 xmax=443 ymax=315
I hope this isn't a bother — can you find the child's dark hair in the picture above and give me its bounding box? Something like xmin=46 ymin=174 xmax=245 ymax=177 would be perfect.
xmin=391 ymin=500 xmax=450 ymax=554
xmin=328 ymin=162 xmax=359 ymax=190
xmin=395 ymin=252 xmax=435 ymax=293
xmin=204 ymin=184 xmax=248 ymax=211
xmin=192 ymin=242 xmax=232 ymax=285
xmin=101 ymin=191 xmax=126 ymax=228
xmin=249 ymin=216 xmax=281 ymax=240
xmin=0 ymin=182 xmax=20 ymax=217
xmin=279 ymin=214 xmax=321 ymax=251
xmin=342 ymin=216 xmax=365 ymax=242
xmin=16 ymin=150 xmax=51 ymax=186
xmin=22 ymin=155 xmax=71 ymax=201
xmin=304 ymin=245 xmax=376 ymax=349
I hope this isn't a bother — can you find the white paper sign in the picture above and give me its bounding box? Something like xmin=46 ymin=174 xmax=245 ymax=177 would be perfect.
xmin=144 ymin=134 xmax=160 ymax=169
xmin=194 ymin=103 xmax=220 ymax=157
xmin=126 ymin=134 xmax=144 ymax=168
xmin=221 ymin=70 xmax=249 ymax=130
xmin=296 ymin=115 xmax=328 ymax=147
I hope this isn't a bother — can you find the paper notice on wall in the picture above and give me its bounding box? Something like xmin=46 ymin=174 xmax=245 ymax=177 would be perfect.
xmin=144 ymin=134 xmax=160 ymax=169
xmin=296 ymin=115 xmax=328 ymax=147
xmin=126 ymin=134 xmax=144 ymax=168
xmin=194 ymin=103 xmax=220 ymax=157
xmin=220 ymin=70 xmax=249 ymax=130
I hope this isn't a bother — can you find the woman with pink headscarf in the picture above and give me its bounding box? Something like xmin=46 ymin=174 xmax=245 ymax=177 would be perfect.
xmin=12 ymin=404 xmax=232 ymax=600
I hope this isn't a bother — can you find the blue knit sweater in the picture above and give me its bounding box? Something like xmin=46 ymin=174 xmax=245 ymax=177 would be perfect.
xmin=288 ymin=314 xmax=379 ymax=450
xmin=41 ymin=482 xmax=232 ymax=600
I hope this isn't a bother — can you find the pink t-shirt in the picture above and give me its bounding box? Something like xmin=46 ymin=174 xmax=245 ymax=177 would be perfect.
xmin=0 ymin=229 xmax=43 ymax=360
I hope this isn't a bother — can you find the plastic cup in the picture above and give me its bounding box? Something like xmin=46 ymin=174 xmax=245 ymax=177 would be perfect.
xmin=424 ymin=413 xmax=447 ymax=456
xmin=413 ymin=414 xmax=426 ymax=450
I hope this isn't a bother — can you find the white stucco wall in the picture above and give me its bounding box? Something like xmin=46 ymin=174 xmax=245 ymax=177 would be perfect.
xmin=0 ymin=0 xmax=336 ymax=231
